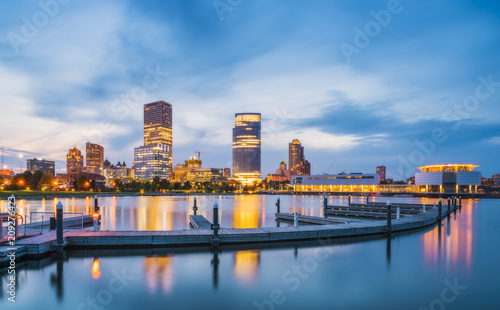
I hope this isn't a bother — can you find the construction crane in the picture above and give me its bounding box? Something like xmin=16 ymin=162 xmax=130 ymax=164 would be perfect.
xmin=195 ymin=150 xmax=210 ymax=160
xmin=323 ymin=160 xmax=336 ymax=175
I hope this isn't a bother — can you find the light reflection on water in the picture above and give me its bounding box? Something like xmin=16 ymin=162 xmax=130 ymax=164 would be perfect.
xmin=1 ymin=196 xmax=499 ymax=309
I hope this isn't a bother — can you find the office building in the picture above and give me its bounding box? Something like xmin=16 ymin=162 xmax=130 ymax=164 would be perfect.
xmin=288 ymin=139 xmax=311 ymax=175
xmin=27 ymin=158 xmax=55 ymax=176
xmin=174 ymin=157 xmax=224 ymax=183
xmin=415 ymin=164 xmax=481 ymax=193
xmin=86 ymin=142 xmax=104 ymax=174
xmin=232 ymin=113 xmax=261 ymax=185
xmin=144 ymin=101 xmax=173 ymax=175
xmin=134 ymin=144 xmax=170 ymax=180
xmin=493 ymin=173 xmax=500 ymax=187
xmin=67 ymin=146 xmax=84 ymax=174
xmin=376 ymin=166 xmax=386 ymax=182
xmin=266 ymin=160 xmax=291 ymax=183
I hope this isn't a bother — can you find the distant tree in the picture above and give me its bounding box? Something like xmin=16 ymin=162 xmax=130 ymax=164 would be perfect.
xmin=76 ymin=175 xmax=89 ymax=190
xmin=183 ymin=181 xmax=191 ymax=190
xmin=10 ymin=174 xmax=27 ymax=190
xmin=38 ymin=172 xmax=55 ymax=190
xmin=159 ymin=179 xmax=170 ymax=191
xmin=113 ymin=179 xmax=123 ymax=189
xmin=143 ymin=181 xmax=152 ymax=191
xmin=173 ymin=182 xmax=182 ymax=190
xmin=30 ymin=170 xmax=44 ymax=189
xmin=152 ymin=176 xmax=160 ymax=192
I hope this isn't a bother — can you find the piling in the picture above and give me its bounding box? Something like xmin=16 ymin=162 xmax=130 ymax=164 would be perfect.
xmin=276 ymin=198 xmax=280 ymax=214
xmin=386 ymin=201 xmax=392 ymax=232
xmin=94 ymin=195 xmax=99 ymax=213
xmin=56 ymin=201 xmax=63 ymax=253
xmin=459 ymin=196 xmax=462 ymax=209
xmin=366 ymin=195 xmax=369 ymax=204
xmin=396 ymin=207 xmax=400 ymax=220
xmin=323 ymin=195 xmax=327 ymax=217
xmin=211 ymin=202 xmax=220 ymax=245
xmin=438 ymin=199 xmax=442 ymax=220
xmin=294 ymin=212 xmax=298 ymax=227
xmin=423 ymin=204 xmax=426 ymax=214
xmin=447 ymin=197 xmax=451 ymax=216
xmin=348 ymin=194 xmax=351 ymax=206
xmin=193 ymin=197 xmax=198 ymax=215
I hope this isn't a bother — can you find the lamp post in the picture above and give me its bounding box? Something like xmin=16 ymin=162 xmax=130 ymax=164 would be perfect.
xmin=19 ymin=154 xmax=23 ymax=174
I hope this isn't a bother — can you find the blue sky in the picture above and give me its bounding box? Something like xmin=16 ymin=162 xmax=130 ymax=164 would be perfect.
xmin=0 ymin=0 xmax=499 ymax=179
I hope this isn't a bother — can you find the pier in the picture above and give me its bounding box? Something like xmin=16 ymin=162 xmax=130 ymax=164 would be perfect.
xmin=1 ymin=197 xmax=461 ymax=266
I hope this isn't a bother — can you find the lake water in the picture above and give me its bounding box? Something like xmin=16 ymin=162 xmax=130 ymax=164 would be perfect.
xmin=1 ymin=195 xmax=499 ymax=309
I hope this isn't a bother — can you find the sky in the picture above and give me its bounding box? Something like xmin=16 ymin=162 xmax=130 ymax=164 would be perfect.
xmin=0 ymin=0 xmax=499 ymax=180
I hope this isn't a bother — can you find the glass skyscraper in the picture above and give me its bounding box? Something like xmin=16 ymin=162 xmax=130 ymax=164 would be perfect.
xmin=27 ymin=158 xmax=55 ymax=176
xmin=134 ymin=144 xmax=170 ymax=180
xmin=67 ymin=146 xmax=83 ymax=174
xmin=232 ymin=113 xmax=261 ymax=185
xmin=144 ymin=101 xmax=172 ymax=176
xmin=86 ymin=142 xmax=104 ymax=174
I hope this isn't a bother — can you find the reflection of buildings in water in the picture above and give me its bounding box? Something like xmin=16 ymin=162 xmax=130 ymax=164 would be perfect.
xmin=133 ymin=198 xmax=177 ymax=231
xmin=232 ymin=197 xmax=261 ymax=228
xmin=422 ymin=204 xmax=473 ymax=270
xmin=92 ymin=258 xmax=101 ymax=280
xmin=143 ymin=256 xmax=174 ymax=293
xmin=233 ymin=250 xmax=260 ymax=283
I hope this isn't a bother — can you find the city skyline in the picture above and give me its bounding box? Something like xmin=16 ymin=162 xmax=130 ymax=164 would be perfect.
xmin=0 ymin=1 xmax=499 ymax=179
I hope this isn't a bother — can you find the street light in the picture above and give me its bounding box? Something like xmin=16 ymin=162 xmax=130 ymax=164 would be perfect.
xmin=19 ymin=154 xmax=23 ymax=174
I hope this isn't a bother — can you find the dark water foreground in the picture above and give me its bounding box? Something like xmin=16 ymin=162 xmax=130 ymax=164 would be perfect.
xmin=1 ymin=196 xmax=499 ymax=310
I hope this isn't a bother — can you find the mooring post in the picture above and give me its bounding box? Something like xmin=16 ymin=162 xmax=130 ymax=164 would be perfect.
xmin=386 ymin=201 xmax=392 ymax=232
xmin=438 ymin=199 xmax=442 ymax=220
xmin=434 ymin=202 xmax=436 ymax=210
xmin=396 ymin=207 xmax=400 ymax=220
xmin=423 ymin=204 xmax=426 ymax=214
xmin=323 ymin=195 xmax=327 ymax=217
xmin=447 ymin=197 xmax=451 ymax=216
xmin=459 ymin=196 xmax=462 ymax=209
xmin=348 ymin=194 xmax=351 ymax=206
xmin=94 ymin=195 xmax=99 ymax=213
xmin=56 ymin=201 xmax=64 ymax=252
xmin=276 ymin=197 xmax=280 ymax=214
xmin=294 ymin=212 xmax=298 ymax=227
xmin=366 ymin=195 xmax=369 ymax=204
xmin=193 ymin=196 xmax=198 ymax=215
xmin=211 ymin=202 xmax=220 ymax=245
xmin=93 ymin=212 xmax=99 ymax=232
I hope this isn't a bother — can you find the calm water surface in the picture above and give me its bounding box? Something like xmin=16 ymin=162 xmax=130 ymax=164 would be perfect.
xmin=1 ymin=195 xmax=499 ymax=310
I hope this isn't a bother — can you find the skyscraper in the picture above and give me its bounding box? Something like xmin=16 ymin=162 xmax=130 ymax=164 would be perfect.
xmin=289 ymin=139 xmax=310 ymax=175
xmin=377 ymin=166 xmax=386 ymax=182
xmin=86 ymin=142 xmax=104 ymax=174
xmin=232 ymin=113 xmax=261 ymax=185
xmin=67 ymin=146 xmax=83 ymax=174
xmin=144 ymin=101 xmax=172 ymax=175
xmin=289 ymin=139 xmax=304 ymax=175
xmin=134 ymin=144 xmax=170 ymax=180
xmin=27 ymin=158 xmax=55 ymax=176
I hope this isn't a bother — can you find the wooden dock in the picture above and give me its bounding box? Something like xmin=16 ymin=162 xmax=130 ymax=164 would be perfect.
xmin=189 ymin=215 xmax=213 ymax=229
xmin=276 ymin=213 xmax=351 ymax=225
xmin=0 ymin=203 xmax=459 ymax=266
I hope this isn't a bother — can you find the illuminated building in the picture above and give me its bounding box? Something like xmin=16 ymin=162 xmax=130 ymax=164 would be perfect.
xmin=232 ymin=113 xmax=261 ymax=185
xmin=134 ymin=144 xmax=170 ymax=180
xmin=26 ymin=158 xmax=55 ymax=176
xmin=265 ymin=160 xmax=291 ymax=183
xmin=376 ymin=165 xmax=386 ymax=182
xmin=415 ymin=164 xmax=481 ymax=193
xmin=481 ymin=177 xmax=494 ymax=187
xmin=493 ymin=173 xmax=500 ymax=187
xmin=144 ymin=101 xmax=172 ymax=176
xmin=86 ymin=142 xmax=104 ymax=174
xmin=174 ymin=157 xmax=224 ymax=183
xmin=102 ymin=166 xmax=134 ymax=186
xmin=288 ymin=139 xmax=311 ymax=175
xmin=291 ymin=173 xmax=383 ymax=192
xmin=67 ymin=146 xmax=83 ymax=174
xmin=223 ymin=168 xmax=231 ymax=178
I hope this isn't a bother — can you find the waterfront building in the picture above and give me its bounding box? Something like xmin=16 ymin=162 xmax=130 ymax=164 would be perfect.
xmin=102 ymin=166 xmax=134 ymax=186
xmin=26 ymin=158 xmax=55 ymax=176
xmin=288 ymin=139 xmax=311 ymax=175
xmin=67 ymin=146 xmax=84 ymax=174
xmin=174 ymin=157 xmax=224 ymax=183
xmin=481 ymin=177 xmax=494 ymax=187
xmin=232 ymin=113 xmax=261 ymax=185
xmin=291 ymin=172 xmax=384 ymax=192
xmin=134 ymin=144 xmax=170 ymax=180
xmin=266 ymin=160 xmax=291 ymax=183
xmin=223 ymin=168 xmax=231 ymax=178
xmin=86 ymin=142 xmax=104 ymax=174
xmin=415 ymin=164 xmax=481 ymax=193
xmin=144 ymin=101 xmax=173 ymax=175
xmin=376 ymin=165 xmax=386 ymax=182
xmin=493 ymin=173 xmax=500 ymax=187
